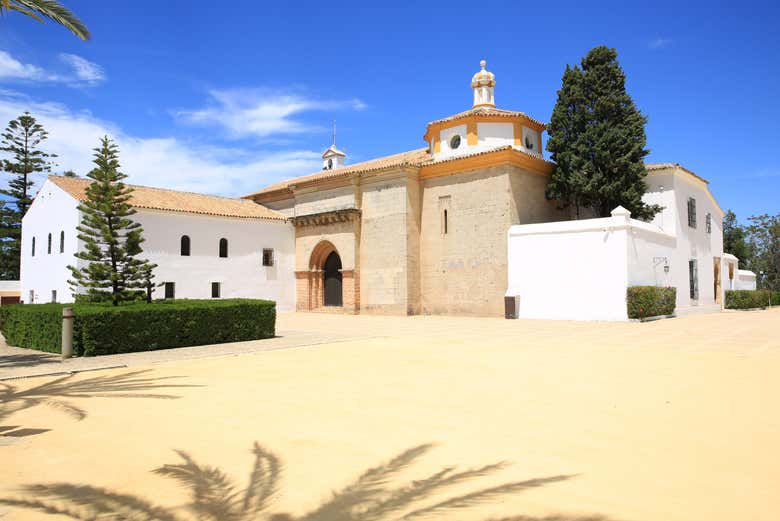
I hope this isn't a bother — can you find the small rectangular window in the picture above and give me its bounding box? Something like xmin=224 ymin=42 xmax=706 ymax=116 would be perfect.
xmin=439 ymin=195 xmax=451 ymax=236
xmin=687 ymin=197 xmax=697 ymax=228
xmin=211 ymin=282 xmax=221 ymax=298
xmin=705 ymin=213 xmax=712 ymax=234
xmin=262 ymin=248 xmax=274 ymax=267
xmin=51 ymin=290 xmax=57 ymax=303
xmin=164 ymin=282 xmax=175 ymax=299
xmin=31 ymin=237 xmax=36 ymax=257
xmin=28 ymin=290 xmax=34 ymax=303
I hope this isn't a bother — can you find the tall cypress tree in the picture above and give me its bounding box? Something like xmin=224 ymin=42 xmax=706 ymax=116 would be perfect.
xmin=68 ymin=136 xmax=156 ymax=306
xmin=0 ymin=112 xmax=55 ymax=280
xmin=546 ymin=46 xmax=661 ymax=220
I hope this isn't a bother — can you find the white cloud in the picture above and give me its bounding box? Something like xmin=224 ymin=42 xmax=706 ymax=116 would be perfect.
xmin=0 ymin=50 xmax=105 ymax=86
xmin=177 ymin=88 xmax=366 ymax=139
xmin=0 ymin=51 xmax=53 ymax=81
xmin=648 ymin=37 xmax=672 ymax=50
xmin=0 ymin=92 xmax=321 ymax=197
xmin=59 ymin=53 xmax=105 ymax=84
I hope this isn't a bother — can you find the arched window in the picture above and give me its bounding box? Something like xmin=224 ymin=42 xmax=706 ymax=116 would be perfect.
xmin=180 ymin=235 xmax=191 ymax=256
xmin=219 ymin=238 xmax=228 ymax=258
xmin=47 ymin=233 xmax=52 ymax=254
xmin=31 ymin=237 xmax=36 ymax=256
xmin=60 ymin=231 xmax=65 ymax=253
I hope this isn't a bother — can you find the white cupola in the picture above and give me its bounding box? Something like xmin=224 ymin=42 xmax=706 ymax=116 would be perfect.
xmin=471 ymin=59 xmax=496 ymax=108
xmin=322 ymin=120 xmax=346 ymax=170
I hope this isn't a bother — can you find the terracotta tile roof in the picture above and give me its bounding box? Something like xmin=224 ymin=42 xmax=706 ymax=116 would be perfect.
xmin=243 ymin=148 xmax=431 ymax=198
xmin=48 ymin=175 xmax=285 ymax=220
xmin=427 ymin=106 xmax=546 ymax=128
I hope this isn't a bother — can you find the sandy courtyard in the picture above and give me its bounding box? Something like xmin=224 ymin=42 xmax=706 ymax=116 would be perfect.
xmin=2 ymin=309 xmax=779 ymax=521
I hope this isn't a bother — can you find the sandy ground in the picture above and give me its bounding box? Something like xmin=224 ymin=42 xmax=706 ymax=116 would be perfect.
xmin=2 ymin=309 xmax=779 ymax=521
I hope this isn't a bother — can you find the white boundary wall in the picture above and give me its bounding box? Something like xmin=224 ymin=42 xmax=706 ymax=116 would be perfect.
xmin=507 ymin=208 xmax=677 ymax=321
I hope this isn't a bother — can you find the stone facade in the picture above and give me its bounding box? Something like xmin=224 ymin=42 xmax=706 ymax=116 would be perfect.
xmin=244 ymin=61 xmax=562 ymax=317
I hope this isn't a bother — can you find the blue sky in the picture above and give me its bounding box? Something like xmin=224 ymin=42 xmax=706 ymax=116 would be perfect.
xmin=0 ymin=0 xmax=778 ymax=221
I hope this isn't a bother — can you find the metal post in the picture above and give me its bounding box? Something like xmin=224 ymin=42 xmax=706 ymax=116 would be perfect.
xmin=62 ymin=307 xmax=74 ymax=359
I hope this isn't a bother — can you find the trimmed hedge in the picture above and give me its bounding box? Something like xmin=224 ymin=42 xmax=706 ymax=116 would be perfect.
xmin=627 ymin=286 xmax=677 ymax=320
xmin=0 ymin=299 xmax=276 ymax=356
xmin=725 ymin=290 xmax=780 ymax=310
xmin=0 ymin=303 xmax=63 ymax=353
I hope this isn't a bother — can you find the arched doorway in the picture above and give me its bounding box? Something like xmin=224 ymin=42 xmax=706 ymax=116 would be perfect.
xmin=323 ymin=251 xmax=342 ymax=306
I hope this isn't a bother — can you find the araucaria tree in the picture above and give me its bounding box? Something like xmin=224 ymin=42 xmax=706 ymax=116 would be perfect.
xmin=0 ymin=112 xmax=55 ymax=280
xmin=546 ymin=46 xmax=662 ymax=221
xmin=68 ymin=137 xmax=156 ymax=305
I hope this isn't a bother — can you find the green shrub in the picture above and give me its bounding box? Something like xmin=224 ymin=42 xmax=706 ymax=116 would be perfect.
xmin=626 ymin=286 xmax=676 ymax=319
xmin=0 ymin=303 xmax=64 ymax=353
xmin=73 ymin=299 xmax=276 ymax=356
xmin=1 ymin=299 xmax=275 ymax=356
xmin=724 ymin=290 xmax=777 ymax=309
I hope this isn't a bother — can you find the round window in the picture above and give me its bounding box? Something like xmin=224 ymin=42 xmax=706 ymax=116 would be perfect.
xmin=449 ymin=134 xmax=461 ymax=149
xmin=524 ymin=135 xmax=534 ymax=150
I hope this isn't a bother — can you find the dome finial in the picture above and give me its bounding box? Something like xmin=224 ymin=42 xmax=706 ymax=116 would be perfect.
xmin=471 ymin=59 xmax=496 ymax=108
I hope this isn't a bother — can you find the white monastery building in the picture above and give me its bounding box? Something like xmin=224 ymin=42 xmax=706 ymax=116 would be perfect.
xmin=20 ymin=60 xmax=754 ymax=320
xmin=21 ymin=176 xmax=295 ymax=310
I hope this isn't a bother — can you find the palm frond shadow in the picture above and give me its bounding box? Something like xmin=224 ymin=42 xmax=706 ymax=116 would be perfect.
xmin=0 ymin=369 xmax=200 ymax=425
xmin=0 ymin=442 xmax=621 ymax=521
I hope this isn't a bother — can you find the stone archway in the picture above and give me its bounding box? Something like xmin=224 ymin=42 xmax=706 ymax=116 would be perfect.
xmin=296 ymin=240 xmax=357 ymax=312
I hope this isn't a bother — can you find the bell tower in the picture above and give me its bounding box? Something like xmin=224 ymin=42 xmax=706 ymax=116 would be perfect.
xmin=471 ymin=59 xmax=496 ymax=108
xmin=322 ymin=119 xmax=346 ymax=170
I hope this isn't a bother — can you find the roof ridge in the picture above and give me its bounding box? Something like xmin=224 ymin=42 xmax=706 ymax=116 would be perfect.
xmin=48 ymin=174 xmax=252 ymax=203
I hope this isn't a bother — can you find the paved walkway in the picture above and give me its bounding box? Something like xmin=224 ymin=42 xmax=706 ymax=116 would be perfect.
xmin=0 ymin=324 xmax=378 ymax=380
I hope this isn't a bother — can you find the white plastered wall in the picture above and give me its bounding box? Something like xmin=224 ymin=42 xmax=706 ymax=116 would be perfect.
xmin=133 ymin=210 xmax=295 ymax=310
xmin=20 ymin=179 xmax=82 ymax=303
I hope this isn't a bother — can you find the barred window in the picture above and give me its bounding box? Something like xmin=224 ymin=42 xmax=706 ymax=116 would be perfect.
xmin=211 ymin=282 xmax=221 ymax=298
xmin=164 ymin=282 xmax=175 ymax=299
xmin=687 ymin=198 xmax=697 ymax=228
xmin=705 ymin=213 xmax=712 ymax=234
xmin=262 ymin=248 xmax=274 ymax=267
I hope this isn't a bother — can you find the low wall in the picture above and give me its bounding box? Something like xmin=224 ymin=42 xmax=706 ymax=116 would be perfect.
xmin=507 ymin=210 xmax=676 ymax=321
xmin=736 ymin=270 xmax=757 ymax=290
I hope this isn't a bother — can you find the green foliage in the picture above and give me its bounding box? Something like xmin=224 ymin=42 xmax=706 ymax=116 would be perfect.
xmin=0 ymin=0 xmax=91 ymax=40
xmin=67 ymin=137 xmax=157 ymax=306
xmin=1 ymin=299 xmax=276 ymax=356
xmin=0 ymin=303 xmax=63 ymax=353
xmin=723 ymin=210 xmax=753 ymax=263
xmin=626 ymin=286 xmax=676 ymax=319
xmin=546 ymin=46 xmax=661 ymax=221
xmin=724 ymin=290 xmax=780 ymax=310
xmin=74 ymin=299 xmax=276 ymax=356
xmin=0 ymin=111 xmax=55 ymax=280
xmin=747 ymin=213 xmax=780 ymax=291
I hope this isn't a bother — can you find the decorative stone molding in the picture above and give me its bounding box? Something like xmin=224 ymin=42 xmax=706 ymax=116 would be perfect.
xmin=289 ymin=208 xmax=361 ymax=228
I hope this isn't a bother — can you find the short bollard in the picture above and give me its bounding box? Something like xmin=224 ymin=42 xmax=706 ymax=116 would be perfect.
xmin=62 ymin=307 xmax=74 ymax=359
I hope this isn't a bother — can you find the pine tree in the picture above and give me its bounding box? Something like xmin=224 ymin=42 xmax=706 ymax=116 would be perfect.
xmin=546 ymin=46 xmax=661 ymax=221
xmin=68 ymin=136 xmax=156 ymax=306
xmin=0 ymin=111 xmax=55 ymax=280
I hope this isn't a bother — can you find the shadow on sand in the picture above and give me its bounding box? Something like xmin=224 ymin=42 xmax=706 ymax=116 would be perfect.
xmin=0 ymin=351 xmax=58 ymax=369
xmin=0 ymin=369 xmax=200 ymax=437
xmin=0 ymin=442 xmax=617 ymax=521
